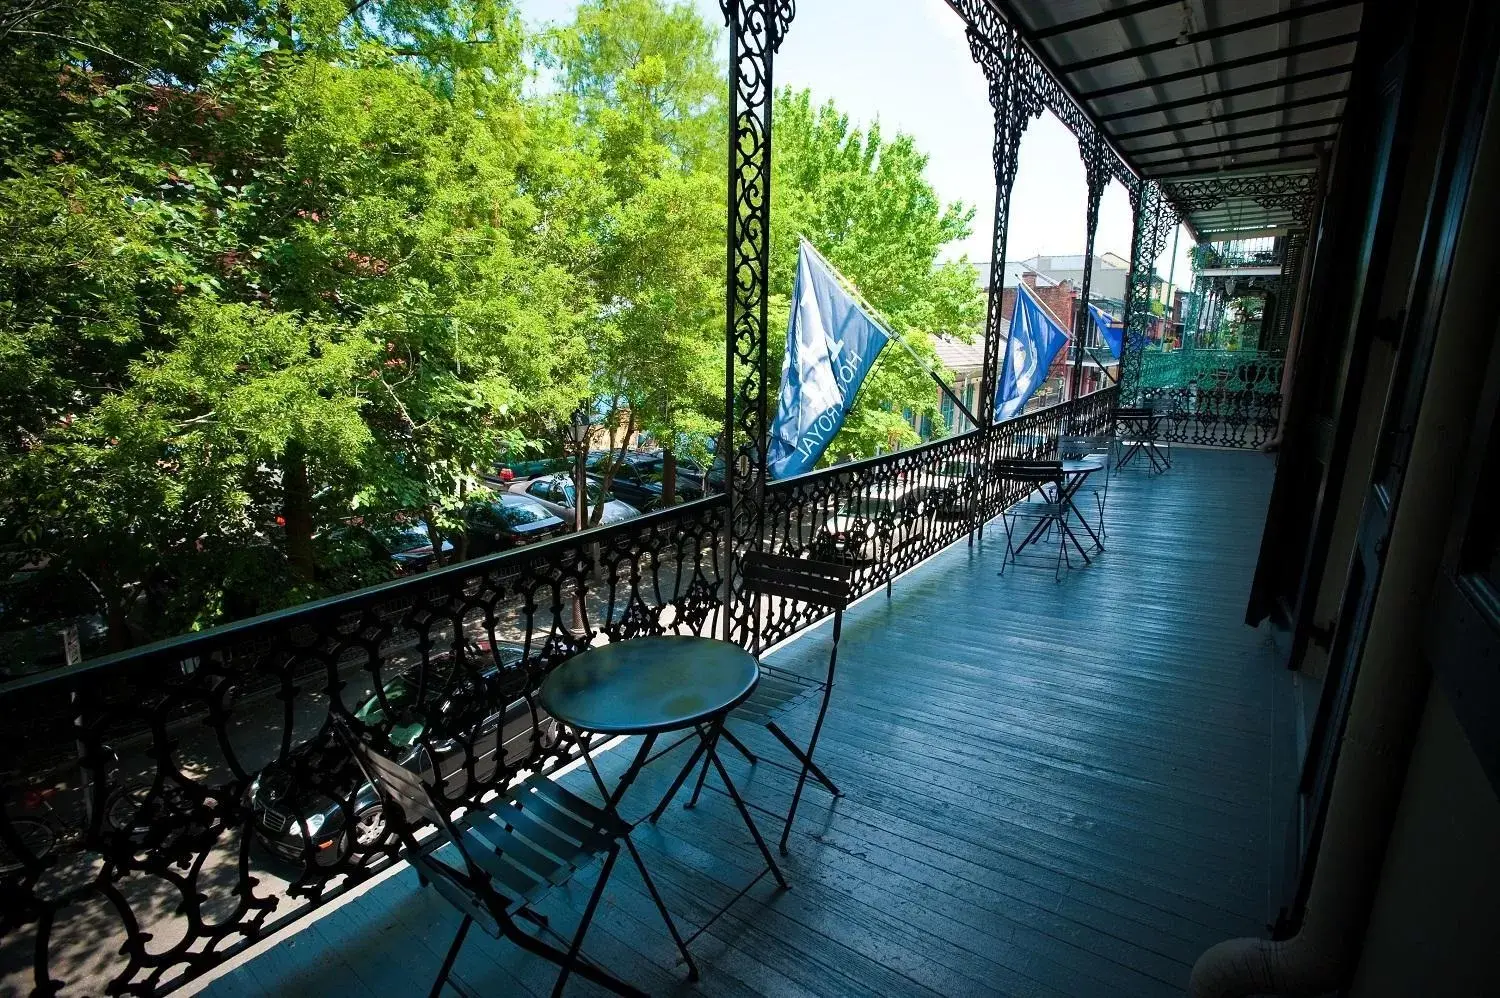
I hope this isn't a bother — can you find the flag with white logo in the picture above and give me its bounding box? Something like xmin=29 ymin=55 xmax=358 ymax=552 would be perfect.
xmin=768 ymin=242 xmax=890 ymax=479
xmin=996 ymin=283 xmax=1069 ymax=421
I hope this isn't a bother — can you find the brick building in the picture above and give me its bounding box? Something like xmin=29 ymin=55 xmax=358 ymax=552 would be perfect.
xmin=925 ymin=266 xmax=1118 ymax=438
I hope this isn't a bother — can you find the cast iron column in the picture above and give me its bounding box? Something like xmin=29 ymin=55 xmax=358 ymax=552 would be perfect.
xmin=1119 ymin=180 xmax=1173 ymax=404
xmin=721 ymin=0 xmax=791 ymax=648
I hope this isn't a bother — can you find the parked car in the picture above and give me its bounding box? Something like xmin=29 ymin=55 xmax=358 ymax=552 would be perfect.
xmin=485 ymin=455 xmax=570 ymax=486
xmin=379 ymin=523 xmax=455 ymax=574
xmin=462 ymin=493 xmax=566 ymax=556
xmin=586 ymin=451 xmax=706 ymax=510
xmin=676 ymin=453 xmax=726 ymax=496
xmin=309 ymin=521 xmax=454 ymax=580
xmin=247 ymin=641 xmax=552 ymax=865
xmin=508 ymin=474 xmax=640 ymax=528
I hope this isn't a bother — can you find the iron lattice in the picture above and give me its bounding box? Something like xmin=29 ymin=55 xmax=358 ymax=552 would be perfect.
xmin=1119 ymin=181 xmax=1179 ymax=403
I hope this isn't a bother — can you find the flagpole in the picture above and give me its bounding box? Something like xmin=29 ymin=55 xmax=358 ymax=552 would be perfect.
xmin=799 ymin=237 xmax=980 ymax=430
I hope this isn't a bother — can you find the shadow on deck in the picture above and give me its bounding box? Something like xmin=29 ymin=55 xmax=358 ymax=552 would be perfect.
xmin=199 ymin=447 xmax=1290 ymax=998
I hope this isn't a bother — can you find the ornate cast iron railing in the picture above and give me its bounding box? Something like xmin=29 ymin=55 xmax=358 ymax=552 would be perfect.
xmin=1139 ymin=349 xmax=1284 ymax=392
xmin=1135 ymin=349 xmax=1283 ymax=449
xmin=0 ymin=388 xmax=1116 ymax=998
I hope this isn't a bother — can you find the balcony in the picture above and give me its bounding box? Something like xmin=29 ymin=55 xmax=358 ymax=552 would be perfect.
xmin=174 ymin=445 xmax=1286 ymax=998
xmin=0 ymin=393 xmax=1303 ymax=997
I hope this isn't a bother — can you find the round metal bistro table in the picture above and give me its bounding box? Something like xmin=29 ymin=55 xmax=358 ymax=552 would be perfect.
xmin=1060 ymin=456 xmax=1107 ymax=558
xmin=540 ymin=636 xmax=789 ymax=949
xmin=541 ymin=636 xmax=759 ymax=735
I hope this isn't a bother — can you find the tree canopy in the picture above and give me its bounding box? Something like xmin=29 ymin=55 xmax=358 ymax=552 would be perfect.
xmin=0 ymin=0 xmax=983 ymax=665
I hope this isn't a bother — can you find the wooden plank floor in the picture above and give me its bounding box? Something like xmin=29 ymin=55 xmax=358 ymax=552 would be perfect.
xmin=200 ymin=447 xmax=1289 ymax=998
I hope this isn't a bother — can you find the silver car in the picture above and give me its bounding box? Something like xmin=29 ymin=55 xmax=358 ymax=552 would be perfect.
xmin=507 ymin=474 xmax=640 ymax=528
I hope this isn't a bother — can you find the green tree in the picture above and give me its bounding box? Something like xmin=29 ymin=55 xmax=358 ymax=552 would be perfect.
xmin=544 ymin=0 xmax=725 ymax=514
xmin=1 ymin=0 xmax=589 ymax=645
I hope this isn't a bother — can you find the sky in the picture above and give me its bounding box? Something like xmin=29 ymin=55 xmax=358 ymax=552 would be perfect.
xmin=514 ymin=0 xmax=1195 ymax=293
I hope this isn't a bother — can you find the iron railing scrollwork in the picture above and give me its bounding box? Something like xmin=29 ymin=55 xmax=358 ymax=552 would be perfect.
xmin=0 ymin=496 xmax=730 ymax=997
xmin=1140 ymin=385 xmax=1282 ymax=449
xmin=0 ymin=387 xmax=1116 ymax=998
xmin=1070 ymin=129 xmax=1112 ymax=401
xmin=1136 ymin=350 xmax=1282 ymax=449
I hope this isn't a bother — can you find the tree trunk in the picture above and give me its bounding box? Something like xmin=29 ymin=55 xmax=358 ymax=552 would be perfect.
xmin=282 ymin=444 xmax=315 ymax=582
xmin=422 ymin=508 xmax=447 ymax=567
xmin=102 ymin=576 xmax=132 ymax=652
xmin=593 ymin=409 xmax=634 ymax=524
xmin=661 ymin=446 xmax=677 ymax=507
xmin=453 ymin=481 xmax=470 ymax=562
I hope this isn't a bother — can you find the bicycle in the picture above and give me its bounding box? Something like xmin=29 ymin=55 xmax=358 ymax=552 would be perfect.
xmin=1 ymin=759 xmax=215 ymax=875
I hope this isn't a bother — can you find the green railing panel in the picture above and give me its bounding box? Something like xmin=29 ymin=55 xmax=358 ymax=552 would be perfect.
xmin=1138 ymin=349 xmax=1284 ymax=393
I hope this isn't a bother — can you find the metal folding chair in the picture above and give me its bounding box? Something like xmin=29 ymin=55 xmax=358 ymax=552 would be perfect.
xmin=1114 ymin=405 xmax=1171 ymax=473
xmin=994 ymin=458 xmax=1077 ymax=581
xmin=649 ymin=551 xmax=851 ymax=854
xmin=335 ymin=717 xmax=695 ymax=998
xmin=1059 ymin=433 xmax=1113 ymax=541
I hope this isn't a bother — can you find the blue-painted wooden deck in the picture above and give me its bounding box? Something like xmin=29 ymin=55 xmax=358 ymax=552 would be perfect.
xmin=198 ymin=447 xmax=1289 ymax=998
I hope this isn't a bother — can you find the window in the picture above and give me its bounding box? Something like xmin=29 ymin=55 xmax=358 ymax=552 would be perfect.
xmin=388 ymin=525 xmax=433 ymax=554
xmin=492 ymin=499 xmax=549 ymax=527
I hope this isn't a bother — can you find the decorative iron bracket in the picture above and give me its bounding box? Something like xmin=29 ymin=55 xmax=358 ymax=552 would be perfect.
xmin=1159 ymin=173 xmax=1317 ymax=228
xmin=1071 ymin=130 xmax=1112 ymax=403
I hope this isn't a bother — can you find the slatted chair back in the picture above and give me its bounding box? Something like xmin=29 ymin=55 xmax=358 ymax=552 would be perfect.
xmin=993 ymin=457 xmax=1064 ymax=485
xmin=334 ymin=716 xmax=510 ymax=933
xmin=742 ymin=550 xmax=852 ymax=612
xmin=1057 ymin=435 xmax=1095 ymax=461
xmin=743 ymin=550 xmax=852 ymax=678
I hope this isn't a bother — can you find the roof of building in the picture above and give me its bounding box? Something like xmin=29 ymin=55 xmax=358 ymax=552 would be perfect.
xmin=1017 ymin=253 xmax=1130 ymax=275
xmin=933 ymin=319 xmax=1009 ymax=375
xmin=974 ymin=261 xmax=1064 ymax=290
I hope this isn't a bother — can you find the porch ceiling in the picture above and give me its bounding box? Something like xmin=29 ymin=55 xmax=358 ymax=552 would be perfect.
xmin=996 ymin=0 xmax=1364 ymax=236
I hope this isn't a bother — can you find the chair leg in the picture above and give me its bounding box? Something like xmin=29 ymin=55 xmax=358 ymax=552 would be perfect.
xmin=705 ymin=732 xmax=789 ymax=889
xmin=998 ymin=510 xmax=1016 ymax=576
xmin=1054 ymin=511 xmax=1067 ymax=582
xmin=766 ymin=721 xmax=840 ymax=796
xmin=429 ymin=915 xmax=472 ymax=998
xmin=551 ymin=843 xmax=621 ymax=998
xmin=777 ymin=686 xmax=837 ymax=854
xmin=620 ymin=835 xmax=700 ymax=980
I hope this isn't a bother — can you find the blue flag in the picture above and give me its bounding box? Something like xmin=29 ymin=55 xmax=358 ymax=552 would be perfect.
xmin=996 ymin=283 xmax=1069 ymax=422
xmin=768 ymin=242 xmax=890 ymax=478
xmin=1088 ymin=302 xmax=1124 ymax=358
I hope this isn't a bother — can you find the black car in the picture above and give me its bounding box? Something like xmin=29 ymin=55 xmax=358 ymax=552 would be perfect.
xmin=586 ymin=451 xmax=707 ymax=510
xmin=328 ymin=522 xmax=454 ymax=574
xmin=462 ymin=494 xmax=566 ymax=556
xmin=247 ymin=641 xmax=551 ymax=866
